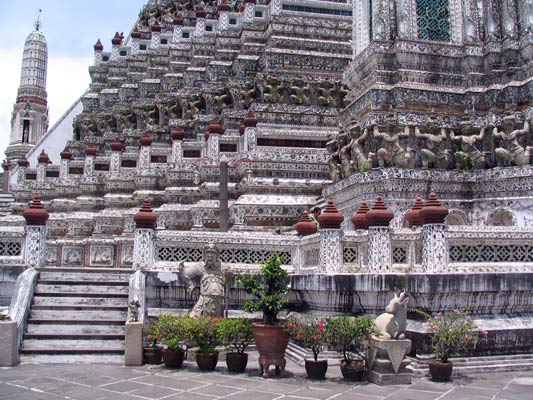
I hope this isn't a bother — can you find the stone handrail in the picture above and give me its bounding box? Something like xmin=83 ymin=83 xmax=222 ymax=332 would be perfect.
xmin=7 ymin=268 xmax=39 ymax=359
xmin=127 ymin=270 xmax=146 ymax=325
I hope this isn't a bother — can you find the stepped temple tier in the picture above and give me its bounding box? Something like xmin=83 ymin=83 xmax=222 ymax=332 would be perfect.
xmin=1 ymin=0 xmax=533 ymax=371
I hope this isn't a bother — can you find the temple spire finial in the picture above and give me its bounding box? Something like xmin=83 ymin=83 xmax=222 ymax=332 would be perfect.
xmin=34 ymin=8 xmax=42 ymax=31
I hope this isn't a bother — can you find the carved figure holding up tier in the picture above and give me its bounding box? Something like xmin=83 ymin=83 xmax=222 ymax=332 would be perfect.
xmin=339 ymin=132 xmax=354 ymax=178
xmin=450 ymin=127 xmax=488 ymax=169
xmin=415 ymin=124 xmax=452 ymax=169
xmin=326 ymin=139 xmax=342 ymax=182
xmin=180 ymin=243 xmax=224 ymax=317
xmin=493 ymin=117 xmax=532 ymax=167
xmin=373 ymin=122 xmax=412 ymax=168
xmin=349 ymin=126 xmax=374 ymax=171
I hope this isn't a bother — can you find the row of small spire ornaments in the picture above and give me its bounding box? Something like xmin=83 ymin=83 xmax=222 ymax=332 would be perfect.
xmin=295 ymin=193 xmax=449 ymax=236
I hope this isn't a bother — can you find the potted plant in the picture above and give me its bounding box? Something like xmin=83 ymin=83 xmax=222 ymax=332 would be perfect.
xmin=216 ymin=318 xmax=253 ymax=373
xmin=286 ymin=316 xmax=328 ymax=379
xmin=143 ymin=321 xmax=162 ymax=365
xmin=325 ymin=316 xmax=374 ymax=381
xmin=188 ymin=316 xmax=222 ymax=371
xmin=237 ymin=253 xmax=290 ymax=378
xmin=418 ymin=308 xmax=486 ymax=382
xmin=157 ymin=315 xmax=187 ymax=369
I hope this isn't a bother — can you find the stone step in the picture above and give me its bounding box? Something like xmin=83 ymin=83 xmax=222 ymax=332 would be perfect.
xmin=32 ymin=296 xmax=127 ymax=308
xmin=29 ymin=309 xmax=127 ymax=322
xmin=35 ymin=284 xmax=129 ymax=296
xmin=20 ymin=354 xmax=125 ymax=364
xmin=20 ymin=339 xmax=125 ymax=354
xmin=410 ymin=354 xmax=533 ymax=376
xmin=26 ymin=324 xmax=125 ymax=336
xmin=39 ymin=271 xmax=130 ymax=283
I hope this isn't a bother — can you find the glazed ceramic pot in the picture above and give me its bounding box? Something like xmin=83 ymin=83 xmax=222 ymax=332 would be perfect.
xmin=162 ymin=348 xmax=185 ymax=369
xmin=143 ymin=347 xmax=162 ymax=365
xmin=305 ymin=359 xmax=328 ymax=380
xmin=429 ymin=360 xmax=453 ymax=382
xmin=226 ymin=352 xmax=248 ymax=373
xmin=340 ymin=359 xmax=364 ymax=381
xmin=196 ymin=351 xmax=219 ymax=371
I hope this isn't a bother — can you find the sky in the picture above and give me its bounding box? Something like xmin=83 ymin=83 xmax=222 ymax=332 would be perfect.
xmin=0 ymin=0 xmax=147 ymax=158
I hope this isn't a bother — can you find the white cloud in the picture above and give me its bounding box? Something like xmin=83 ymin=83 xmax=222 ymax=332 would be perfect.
xmin=0 ymin=49 xmax=91 ymax=159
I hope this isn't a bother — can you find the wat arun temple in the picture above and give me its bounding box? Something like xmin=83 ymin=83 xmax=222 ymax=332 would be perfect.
xmin=1 ymin=0 xmax=533 ymax=369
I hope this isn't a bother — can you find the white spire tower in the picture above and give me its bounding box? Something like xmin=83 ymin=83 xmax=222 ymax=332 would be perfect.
xmin=5 ymin=10 xmax=49 ymax=161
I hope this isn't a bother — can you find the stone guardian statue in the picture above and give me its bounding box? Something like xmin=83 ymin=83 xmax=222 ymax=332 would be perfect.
xmin=180 ymin=243 xmax=225 ymax=317
xmin=374 ymin=291 xmax=409 ymax=340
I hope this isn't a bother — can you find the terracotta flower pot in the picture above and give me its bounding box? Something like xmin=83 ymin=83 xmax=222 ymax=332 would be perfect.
xmin=226 ymin=352 xmax=248 ymax=373
xmin=253 ymin=323 xmax=290 ymax=377
xmin=429 ymin=360 xmax=453 ymax=382
xmin=196 ymin=351 xmax=219 ymax=371
xmin=252 ymin=323 xmax=290 ymax=359
xmin=340 ymin=359 xmax=364 ymax=381
xmin=305 ymin=359 xmax=328 ymax=380
xmin=162 ymin=348 xmax=185 ymax=369
xmin=143 ymin=347 xmax=162 ymax=365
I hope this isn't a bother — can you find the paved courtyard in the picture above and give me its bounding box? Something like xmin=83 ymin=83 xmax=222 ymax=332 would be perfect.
xmin=1 ymin=354 xmax=532 ymax=400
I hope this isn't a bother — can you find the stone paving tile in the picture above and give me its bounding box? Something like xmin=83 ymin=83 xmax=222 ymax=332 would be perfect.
xmin=407 ymin=380 xmax=451 ymax=393
xmin=224 ymin=389 xmax=282 ymax=400
xmin=130 ymin=374 xmax=194 ymax=390
xmin=249 ymin=381 xmax=302 ymax=395
xmin=0 ymin=382 xmax=28 ymax=397
xmin=98 ymin=380 xmax=152 ymax=393
xmin=128 ymin=384 xmax=181 ymax=399
xmin=326 ymin=392 xmax=387 ymax=400
xmin=288 ymin=386 xmax=352 ymax=400
xmin=5 ymin=392 xmax=65 ymax=400
xmin=61 ymin=387 xmax=113 ymax=400
xmin=189 ymin=383 xmax=245 ymax=397
xmin=164 ymin=392 xmax=219 ymax=400
xmin=386 ymin=388 xmax=447 ymax=400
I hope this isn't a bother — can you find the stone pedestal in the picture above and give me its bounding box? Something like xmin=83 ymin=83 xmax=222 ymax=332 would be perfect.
xmin=125 ymin=321 xmax=143 ymax=366
xmin=0 ymin=320 xmax=18 ymax=366
xmin=367 ymin=337 xmax=412 ymax=385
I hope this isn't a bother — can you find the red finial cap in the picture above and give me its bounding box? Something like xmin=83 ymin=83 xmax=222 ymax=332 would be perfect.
xmin=171 ymin=127 xmax=184 ymax=141
xmin=405 ymin=195 xmax=424 ymax=227
xmin=239 ymin=123 xmax=246 ymax=136
xmin=112 ymin=32 xmax=122 ymax=45
xmin=37 ymin=150 xmax=50 ymax=164
xmin=208 ymin=119 xmax=223 ymax=135
xmin=351 ymin=201 xmax=370 ymax=230
xmin=60 ymin=146 xmax=73 ymax=160
xmin=419 ymin=192 xmax=449 ymax=224
xmin=243 ymin=110 xmax=258 ymax=127
xmin=23 ymin=194 xmax=49 ymax=226
xmin=134 ymin=198 xmax=157 ymax=229
xmin=173 ymin=16 xmax=184 ymax=25
xmin=151 ymin=22 xmax=161 ymax=32
xmin=2 ymin=160 xmax=9 ymax=171
xmin=365 ymin=196 xmax=394 ymax=227
xmin=17 ymin=157 xmax=29 ymax=168
xmin=94 ymin=39 xmax=103 ymax=51
xmin=196 ymin=10 xmax=207 ymax=18
xmin=139 ymin=132 xmax=153 ymax=147
xmin=85 ymin=141 xmax=97 ymax=156
xmin=295 ymin=210 xmax=318 ymax=236
xmin=218 ymin=0 xmax=231 ymax=12
xmin=131 ymin=27 xmax=142 ymax=39
xmin=111 ymin=138 xmax=123 ymax=152
xmin=318 ymin=198 xmax=344 ymax=229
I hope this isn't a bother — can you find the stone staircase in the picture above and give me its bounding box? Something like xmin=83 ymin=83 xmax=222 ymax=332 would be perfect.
xmin=410 ymin=353 xmax=533 ymax=376
xmin=0 ymin=192 xmax=14 ymax=215
xmin=19 ymin=268 xmax=132 ymax=363
xmin=287 ymin=342 xmax=533 ymax=375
